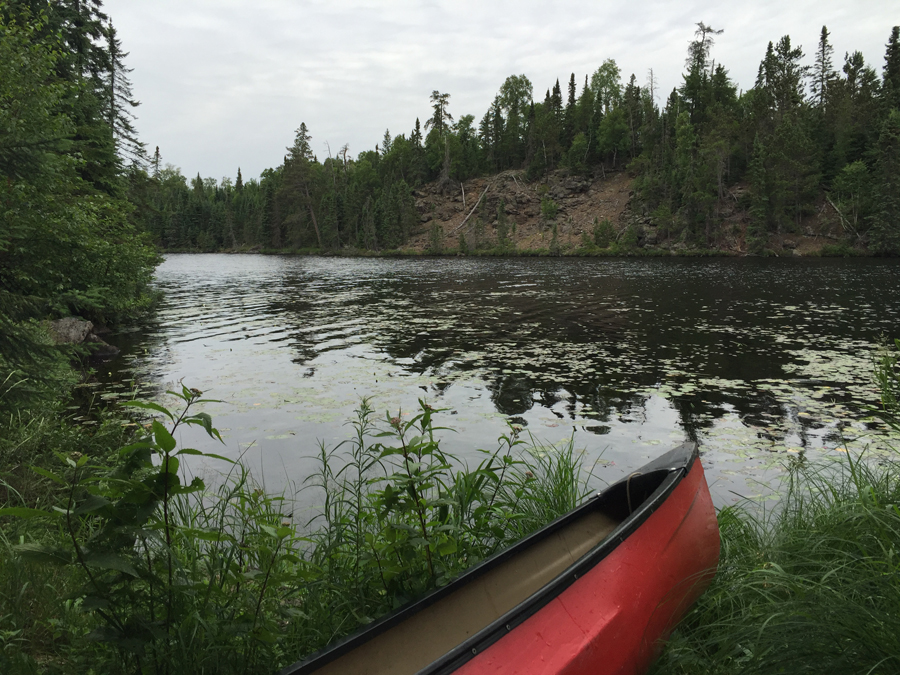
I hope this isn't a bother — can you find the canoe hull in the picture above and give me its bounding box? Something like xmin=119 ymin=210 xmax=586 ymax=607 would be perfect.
xmin=454 ymin=452 xmax=719 ymax=675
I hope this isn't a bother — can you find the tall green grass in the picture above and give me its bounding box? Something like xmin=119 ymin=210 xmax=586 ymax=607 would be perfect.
xmin=0 ymin=393 xmax=592 ymax=674
xmin=652 ymin=340 xmax=900 ymax=675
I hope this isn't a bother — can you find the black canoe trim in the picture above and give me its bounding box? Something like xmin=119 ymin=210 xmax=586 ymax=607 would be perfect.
xmin=278 ymin=442 xmax=698 ymax=675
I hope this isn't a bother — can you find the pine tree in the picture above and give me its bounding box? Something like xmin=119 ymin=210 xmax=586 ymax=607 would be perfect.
xmin=811 ymin=26 xmax=835 ymax=109
xmin=551 ymin=79 xmax=563 ymax=121
xmin=424 ymin=91 xmax=453 ymax=137
xmin=883 ymin=26 xmax=900 ymax=112
xmin=563 ymin=73 xmax=577 ymax=146
xmin=282 ymin=123 xmax=322 ymax=247
xmin=681 ymin=22 xmax=723 ymax=125
xmin=105 ymin=20 xmax=144 ymax=166
xmin=152 ymin=146 xmax=161 ymax=179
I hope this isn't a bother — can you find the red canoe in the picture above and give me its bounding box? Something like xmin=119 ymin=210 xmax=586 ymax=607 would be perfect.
xmin=280 ymin=442 xmax=720 ymax=675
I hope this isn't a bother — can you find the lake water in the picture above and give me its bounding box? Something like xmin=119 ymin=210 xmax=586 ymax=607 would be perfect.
xmin=102 ymin=254 xmax=900 ymax=509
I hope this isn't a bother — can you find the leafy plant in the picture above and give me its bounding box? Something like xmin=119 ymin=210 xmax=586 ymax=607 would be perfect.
xmin=593 ymin=218 xmax=616 ymax=247
xmin=0 ymin=394 xmax=594 ymax=672
xmin=0 ymin=386 xmax=304 ymax=674
xmin=541 ymin=197 xmax=558 ymax=222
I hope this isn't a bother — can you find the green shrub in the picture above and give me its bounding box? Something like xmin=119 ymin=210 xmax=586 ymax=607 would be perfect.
xmin=592 ymin=218 xmax=616 ymax=248
xmin=540 ymin=197 xmax=558 ymax=222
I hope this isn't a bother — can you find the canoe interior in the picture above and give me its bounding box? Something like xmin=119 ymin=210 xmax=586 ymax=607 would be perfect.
xmin=282 ymin=444 xmax=696 ymax=675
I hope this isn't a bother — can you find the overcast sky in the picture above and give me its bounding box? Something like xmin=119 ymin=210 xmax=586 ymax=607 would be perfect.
xmin=102 ymin=0 xmax=897 ymax=183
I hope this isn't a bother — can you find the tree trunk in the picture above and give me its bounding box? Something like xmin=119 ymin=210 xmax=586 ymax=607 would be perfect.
xmin=303 ymin=183 xmax=322 ymax=247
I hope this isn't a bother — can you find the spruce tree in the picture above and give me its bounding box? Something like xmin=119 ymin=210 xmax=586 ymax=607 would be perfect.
xmin=883 ymin=26 xmax=900 ymax=112
xmin=105 ymin=20 xmax=144 ymax=166
xmin=563 ymin=73 xmax=577 ymax=146
xmin=811 ymin=26 xmax=835 ymax=109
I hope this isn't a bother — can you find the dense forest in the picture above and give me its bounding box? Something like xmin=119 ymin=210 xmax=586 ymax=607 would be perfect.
xmin=135 ymin=23 xmax=900 ymax=255
xmin=1 ymin=0 xmax=158 ymax=407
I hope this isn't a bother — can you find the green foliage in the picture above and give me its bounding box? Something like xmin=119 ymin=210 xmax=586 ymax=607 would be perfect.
xmin=427 ymin=220 xmax=443 ymax=254
xmin=0 ymin=4 xmax=158 ymax=414
xmin=869 ymin=110 xmax=900 ymax=254
xmin=653 ymin=451 xmax=900 ymax=675
xmin=620 ymin=223 xmax=641 ymax=249
xmin=830 ymin=160 xmax=872 ymax=238
xmin=457 ymin=232 xmax=468 ymax=254
xmin=565 ymin=132 xmax=589 ymax=175
xmin=874 ymin=339 xmax=900 ymax=432
xmin=540 ymin=196 xmax=558 ymax=222
xmin=549 ymin=222 xmax=561 ymax=255
xmin=0 ymin=386 xmax=309 ymax=673
xmin=592 ymin=218 xmax=615 ymax=247
xmin=0 ymin=393 xmax=592 ymax=672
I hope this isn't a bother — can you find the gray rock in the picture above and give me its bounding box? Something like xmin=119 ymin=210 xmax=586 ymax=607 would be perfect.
xmin=86 ymin=333 xmax=120 ymax=359
xmin=48 ymin=317 xmax=93 ymax=345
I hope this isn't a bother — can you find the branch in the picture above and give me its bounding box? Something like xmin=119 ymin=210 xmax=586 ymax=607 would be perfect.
xmin=449 ymin=183 xmax=491 ymax=235
xmin=825 ymin=194 xmax=858 ymax=240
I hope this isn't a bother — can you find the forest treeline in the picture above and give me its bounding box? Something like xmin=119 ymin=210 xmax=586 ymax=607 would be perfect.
xmin=139 ymin=22 xmax=900 ymax=255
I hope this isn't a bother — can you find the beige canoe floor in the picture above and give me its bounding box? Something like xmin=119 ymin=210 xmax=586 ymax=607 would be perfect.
xmin=309 ymin=509 xmax=621 ymax=675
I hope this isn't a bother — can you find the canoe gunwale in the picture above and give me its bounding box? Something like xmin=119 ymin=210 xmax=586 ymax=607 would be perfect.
xmin=279 ymin=442 xmax=698 ymax=675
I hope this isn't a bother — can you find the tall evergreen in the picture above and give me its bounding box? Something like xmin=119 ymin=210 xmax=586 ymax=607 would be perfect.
xmin=104 ymin=20 xmax=143 ymax=166
xmin=811 ymin=26 xmax=835 ymax=109
xmin=869 ymin=110 xmax=900 ymax=253
xmin=884 ymin=26 xmax=900 ymax=111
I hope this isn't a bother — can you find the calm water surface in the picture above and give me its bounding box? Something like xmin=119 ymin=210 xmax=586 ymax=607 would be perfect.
xmin=104 ymin=255 xmax=900 ymax=509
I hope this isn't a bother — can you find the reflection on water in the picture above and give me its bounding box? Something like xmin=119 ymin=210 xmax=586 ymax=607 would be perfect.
xmin=106 ymin=255 xmax=900 ymax=508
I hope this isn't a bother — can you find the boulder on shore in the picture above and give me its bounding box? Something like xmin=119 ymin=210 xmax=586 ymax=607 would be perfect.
xmin=48 ymin=317 xmax=119 ymax=359
xmin=48 ymin=317 xmax=93 ymax=344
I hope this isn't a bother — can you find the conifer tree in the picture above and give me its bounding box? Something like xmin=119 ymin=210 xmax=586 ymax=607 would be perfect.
xmin=883 ymin=26 xmax=900 ymax=111
xmin=811 ymin=26 xmax=835 ymax=109
xmin=152 ymin=146 xmax=161 ymax=179
xmin=869 ymin=110 xmax=900 ymax=253
xmin=551 ymin=79 xmax=563 ymax=121
xmin=105 ymin=20 xmax=143 ymax=166
xmin=424 ymin=91 xmax=453 ymax=137
xmin=563 ymin=73 xmax=577 ymax=145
